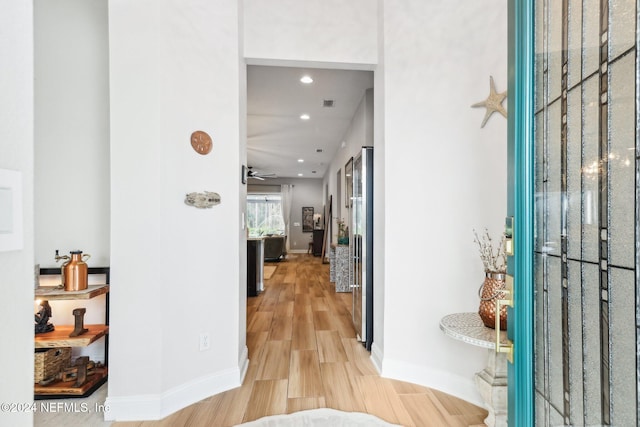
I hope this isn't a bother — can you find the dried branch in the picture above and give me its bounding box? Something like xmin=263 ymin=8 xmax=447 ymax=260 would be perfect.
xmin=473 ymin=228 xmax=507 ymax=273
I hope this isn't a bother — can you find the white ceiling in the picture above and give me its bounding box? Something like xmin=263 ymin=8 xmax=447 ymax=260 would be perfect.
xmin=246 ymin=65 xmax=373 ymax=179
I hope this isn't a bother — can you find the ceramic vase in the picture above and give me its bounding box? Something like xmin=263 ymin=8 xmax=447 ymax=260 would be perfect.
xmin=478 ymin=271 xmax=507 ymax=330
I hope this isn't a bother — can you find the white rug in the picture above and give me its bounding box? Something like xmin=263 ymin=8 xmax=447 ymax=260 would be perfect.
xmin=235 ymin=408 xmax=401 ymax=427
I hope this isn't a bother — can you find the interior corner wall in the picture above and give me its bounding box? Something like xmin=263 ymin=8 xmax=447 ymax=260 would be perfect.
xmin=34 ymin=0 xmax=111 ymax=268
xmin=106 ymin=0 xmax=243 ymax=421
xmin=0 ymin=2 xmax=35 ymax=427
xmin=379 ymin=0 xmax=508 ymax=406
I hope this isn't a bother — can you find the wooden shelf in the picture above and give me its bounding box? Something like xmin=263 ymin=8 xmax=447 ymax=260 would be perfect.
xmin=35 ymin=284 xmax=109 ymax=300
xmin=34 ymin=367 xmax=108 ymax=397
xmin=34 ymin=325 xmax=109 ymax=348
xmin=34 ymin=267 xmax=110 ymax=399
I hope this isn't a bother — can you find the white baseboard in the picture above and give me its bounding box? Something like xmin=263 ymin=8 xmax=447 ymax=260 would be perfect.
xmin=287 ymin=249 xmax=308 ymax=254
xmin=370 ymin=342 xmax=383 ymax=374
xmin=366 ymin=343 xmax=481 ymax=408
xmin=238 ymin=345 xmax=249 ymax=383
xmin=379 ymin=356 xmax=484 ymax=408
xmin=104 ymin=393 xmax=162 ymax=421
xmin=104 ymin=360 xmax=246 ymax=421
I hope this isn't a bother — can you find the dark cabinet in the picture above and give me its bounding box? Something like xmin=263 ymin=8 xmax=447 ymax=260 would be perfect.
xmin=312 ymin=229 xmax=324 ymax=256
xmin=247 ymin=239 xmax=264 ymax=296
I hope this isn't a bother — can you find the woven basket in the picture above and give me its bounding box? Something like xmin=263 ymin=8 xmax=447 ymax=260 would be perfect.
xmin=34 ymin=347 xmax=71 ymax=383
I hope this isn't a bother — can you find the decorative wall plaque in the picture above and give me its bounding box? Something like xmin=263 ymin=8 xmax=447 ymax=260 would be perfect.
xmin=185 ymin=192 xmax=221 ymax=209
xmin=190 ymin=130 xmax=212 ymax=155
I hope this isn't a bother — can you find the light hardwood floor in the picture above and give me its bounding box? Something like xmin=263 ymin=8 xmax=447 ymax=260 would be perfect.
xmin=111 ymin=254 xmax=487 ymax=427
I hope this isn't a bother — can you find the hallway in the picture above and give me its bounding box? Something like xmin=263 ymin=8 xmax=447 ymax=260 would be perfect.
xmin=114 ymin=254 xmax=488 ymax=426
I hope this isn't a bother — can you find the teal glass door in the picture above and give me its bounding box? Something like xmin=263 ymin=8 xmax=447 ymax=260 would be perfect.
xmin=509 ymin=0 xmax=639 ymax=425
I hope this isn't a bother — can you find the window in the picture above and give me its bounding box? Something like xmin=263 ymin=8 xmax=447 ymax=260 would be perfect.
xmin=246 ymin=194 xmax=284 ymax=237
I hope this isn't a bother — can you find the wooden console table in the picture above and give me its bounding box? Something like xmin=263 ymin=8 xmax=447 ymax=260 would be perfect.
xmin=439 ymin=312 xmax=508 ymax=427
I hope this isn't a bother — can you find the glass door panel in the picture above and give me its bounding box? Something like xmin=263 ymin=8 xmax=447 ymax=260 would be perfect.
xmin=530 ymin=0 xmax=638 ymax=425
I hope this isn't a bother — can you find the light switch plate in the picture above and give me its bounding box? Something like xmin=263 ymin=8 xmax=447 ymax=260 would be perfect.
xmin=0 ymin=169 xmax=22 ymax=251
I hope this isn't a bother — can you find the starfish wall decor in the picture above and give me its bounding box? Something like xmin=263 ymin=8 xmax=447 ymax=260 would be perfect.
xmin=471 ymin=76 xmax=507 ymax=128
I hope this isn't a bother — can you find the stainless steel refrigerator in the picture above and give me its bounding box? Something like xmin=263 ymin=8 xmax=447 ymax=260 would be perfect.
xmin=351 ymin=146 xmax=373 ymax=350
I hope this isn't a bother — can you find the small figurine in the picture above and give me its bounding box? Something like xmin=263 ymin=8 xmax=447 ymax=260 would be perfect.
xmin=35 ymin=300 xmax=54 ymax=334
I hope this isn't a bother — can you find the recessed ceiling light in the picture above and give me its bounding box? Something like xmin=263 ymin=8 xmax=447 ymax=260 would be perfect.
xmin=298 ymin=173 xmax=303 ymax=177
xmin=300 ymin=114 xmax=310 ymax=120
xmin=300 ymin=75 xmax=313 ymax=84
xmin=298 ymin=159 xmax=304 ymax=163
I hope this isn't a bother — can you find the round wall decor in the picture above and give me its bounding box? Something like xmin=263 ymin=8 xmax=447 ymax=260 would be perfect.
xmin=190 ymin=130 xmax=212 ymax=155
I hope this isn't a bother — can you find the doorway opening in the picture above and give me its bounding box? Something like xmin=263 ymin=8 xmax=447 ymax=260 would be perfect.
xmin=244 ymin=63 xmax=374 ymax=353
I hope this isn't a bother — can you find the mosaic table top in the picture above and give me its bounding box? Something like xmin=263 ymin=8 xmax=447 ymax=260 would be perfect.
xmin=439 ymin=312 xmax=508 ymax=349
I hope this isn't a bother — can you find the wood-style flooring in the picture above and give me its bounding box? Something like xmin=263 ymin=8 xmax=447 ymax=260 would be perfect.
xmin=113 ymin=254 xmax=488 ymax=427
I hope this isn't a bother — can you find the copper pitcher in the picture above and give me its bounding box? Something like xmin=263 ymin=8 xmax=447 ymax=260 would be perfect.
xmin=57 ymin=250 xmax=91 ymax=291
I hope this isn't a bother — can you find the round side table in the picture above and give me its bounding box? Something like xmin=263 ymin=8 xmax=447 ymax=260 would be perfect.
xmin=439 ymin=312 xmax=508 ymax=427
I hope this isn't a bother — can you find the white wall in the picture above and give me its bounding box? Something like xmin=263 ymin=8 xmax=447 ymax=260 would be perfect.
xmin=372 ymin=1 xmax=387 ymax=365
xmin=324 ymin=88 xmax=374 ymax=244
xmin=34 ymin=0 xmax=110 ymax=363
xmin=379 ymin=0 xmax=508 ymax=405
xmin=244 ymin=0 xmax=377 ymax=67
xmin=34 ymin=0 xmax=111 ymax=267
xmin=106 ymin=0 xmax=245 ymax=420
xmin=286 ymin=179 xmax=323 ymax=251
xmin=0 ymin=1 xmax=34 ymax=426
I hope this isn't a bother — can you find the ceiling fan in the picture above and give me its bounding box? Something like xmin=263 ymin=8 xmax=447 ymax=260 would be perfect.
xmin=247 ymin=166 xmax=276 ymax=180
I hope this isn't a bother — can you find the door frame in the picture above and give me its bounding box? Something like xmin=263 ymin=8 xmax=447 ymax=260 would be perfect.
xmin=507 ymin=0 xmax=535 ymax=425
